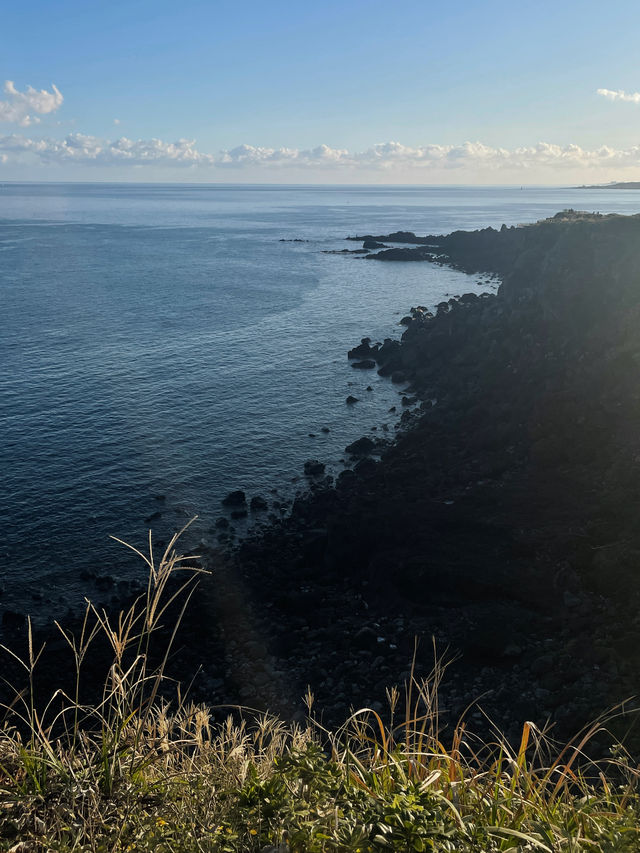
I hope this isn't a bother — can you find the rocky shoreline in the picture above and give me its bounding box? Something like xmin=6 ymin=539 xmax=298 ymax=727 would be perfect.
xmin=5 ymin=210 xmax=640 ymax=754
xmin=195 ymin=209 xmax=640 ymax=746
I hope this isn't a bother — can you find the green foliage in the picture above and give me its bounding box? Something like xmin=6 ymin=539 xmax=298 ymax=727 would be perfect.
xmin=0 ymin=524 xmax=638 ymax=852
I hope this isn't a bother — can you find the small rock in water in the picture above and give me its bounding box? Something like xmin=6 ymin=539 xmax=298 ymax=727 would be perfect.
xmin=346 ymin=395 xmax=359 ymax=405
xmin=320 ymin=426 xmax=330 ymax=433
xmin=222 ymin=489 xmax=246 ymax=507
xmin=304 ymin=460 xmax=325 ymax=477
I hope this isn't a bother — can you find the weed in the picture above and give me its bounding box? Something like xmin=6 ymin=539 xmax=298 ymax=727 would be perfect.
xmin=0 ymin=523 xmax=637 ymax=851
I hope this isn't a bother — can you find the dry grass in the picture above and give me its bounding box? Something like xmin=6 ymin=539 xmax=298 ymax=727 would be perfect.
xmin=0 ymin=522 xmax=638 ymax=851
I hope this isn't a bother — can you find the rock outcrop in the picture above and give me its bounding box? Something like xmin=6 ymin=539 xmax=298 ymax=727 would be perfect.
xmin=222 ymin=211 xmax=640 ymax=740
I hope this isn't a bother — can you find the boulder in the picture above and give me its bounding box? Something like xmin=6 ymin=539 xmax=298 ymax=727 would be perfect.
xmin=345 ymin=436 xmax=376 ymax=457
xmin=222 ymin=489 xmax=247 ymax=507
xmin=376 ymin=338 xmax=401 ymax=363
xmin=351 ymin=359 xmax=376 ymax=369
xmin=348 ymin=338 xmax=374 ymax=359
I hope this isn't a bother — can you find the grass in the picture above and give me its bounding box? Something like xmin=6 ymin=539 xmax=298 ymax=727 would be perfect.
xmin=0 ymin=521 xmax=638 ymax=852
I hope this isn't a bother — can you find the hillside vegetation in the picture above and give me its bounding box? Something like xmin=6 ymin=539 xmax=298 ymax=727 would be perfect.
xmin=0 ymin=527 xmax=639 ymax=851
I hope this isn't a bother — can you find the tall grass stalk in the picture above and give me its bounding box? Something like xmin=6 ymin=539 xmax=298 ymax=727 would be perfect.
xmin=0 ymin=522 xmax=638 ymax=851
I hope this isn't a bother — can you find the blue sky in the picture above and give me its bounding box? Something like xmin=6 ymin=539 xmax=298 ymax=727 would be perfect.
xmin=2 ymin=0 xmax=640 ymax=183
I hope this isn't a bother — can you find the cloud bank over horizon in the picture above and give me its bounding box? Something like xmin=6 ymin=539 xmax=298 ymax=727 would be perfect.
xmin=0 ymin=81 xmax=63 ymax=127
xmin=3 ymin=132 xmax=640 ymax=177
xmin=2 ymin=73 xmax=640 ymax=181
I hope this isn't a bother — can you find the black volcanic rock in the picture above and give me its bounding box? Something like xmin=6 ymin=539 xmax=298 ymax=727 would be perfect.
xmin=366 ymin=247 xmax=434 ymax=261
xmin=345 ymin=436 xmax=377 ymax=456
xmin=348 ymin=337 xmax=373 ymax=359
xmin=323 ymin=248 xmax=370 ymax=254
xmin=347 ymin=230 xmax=433 ymax=244
xmin=351 ymin=359 xmax=376 ymax=369
xmin=304 ymin=460 xmax=325 ymax=477
xmin=222 ymin=489 xmax=246 ymax=507
xmin=219 ymin=211 xmax=640 ymax=743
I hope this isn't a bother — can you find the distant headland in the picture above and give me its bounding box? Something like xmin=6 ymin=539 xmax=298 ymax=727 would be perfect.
xmin=577 ymin=180 xmax=640 ymax=189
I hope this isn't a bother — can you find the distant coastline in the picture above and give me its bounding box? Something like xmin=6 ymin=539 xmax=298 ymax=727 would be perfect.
xmin=577 ymin=181 xmax=640 ymax=189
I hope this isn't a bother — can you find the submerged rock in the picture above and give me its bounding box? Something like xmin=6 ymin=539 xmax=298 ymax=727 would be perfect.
xmin=222 ymin=489 xmax=246 ymax=507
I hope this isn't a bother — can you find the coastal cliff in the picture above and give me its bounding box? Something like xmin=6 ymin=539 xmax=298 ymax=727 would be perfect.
xmin=5 ymin=211 xmax=640 ymax=751
xmin=212 ymin=210 xmax=640 ymax=742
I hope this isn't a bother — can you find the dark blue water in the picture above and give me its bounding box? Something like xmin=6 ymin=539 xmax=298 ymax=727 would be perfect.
xmin=2 ymin=183 xmax=639 ymax=620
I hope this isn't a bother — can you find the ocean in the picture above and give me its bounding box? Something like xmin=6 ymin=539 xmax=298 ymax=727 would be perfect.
xmin=2 ymin=182 xmax=639 ymax=622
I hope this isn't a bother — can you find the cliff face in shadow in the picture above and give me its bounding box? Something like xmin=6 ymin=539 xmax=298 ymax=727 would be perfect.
xmin=224 ymin=211 xmax=640 ymax=740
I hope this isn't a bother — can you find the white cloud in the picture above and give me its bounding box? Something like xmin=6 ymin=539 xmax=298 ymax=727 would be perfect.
xmin=0 ymin=132 xmax=215 ymax=166
xmin=597 ymin=87 xmax=640 ymax=104
xmin=3 ymin=132 xmax=640 ymax=175
xmin=217 ymin=142 xmax=350 ymax=167
xmin=0 ymin=81 xmax=63 ymax=126
xmin=216 ymin=139 xmax=640 ymax=171
xmin=113 ymin=118 xmax=120 ymax=125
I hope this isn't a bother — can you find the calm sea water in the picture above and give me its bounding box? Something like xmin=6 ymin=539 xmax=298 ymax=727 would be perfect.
xmin=1 ymin=183 xmax=639 ymax=620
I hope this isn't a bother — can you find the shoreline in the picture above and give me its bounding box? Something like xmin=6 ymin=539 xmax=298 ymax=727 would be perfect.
xmin=198 ymin=209 xmax=640 ymax=742
xmin=5 ymin=209 xmax=640 ymax=753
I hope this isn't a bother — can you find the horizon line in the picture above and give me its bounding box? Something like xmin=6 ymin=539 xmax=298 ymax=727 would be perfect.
xmin=0 ymin=179 xmax=615 ymax=189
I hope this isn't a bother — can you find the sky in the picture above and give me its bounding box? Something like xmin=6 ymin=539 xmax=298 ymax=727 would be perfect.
xmin=2 ymin=0 xmax=640 ymax=184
